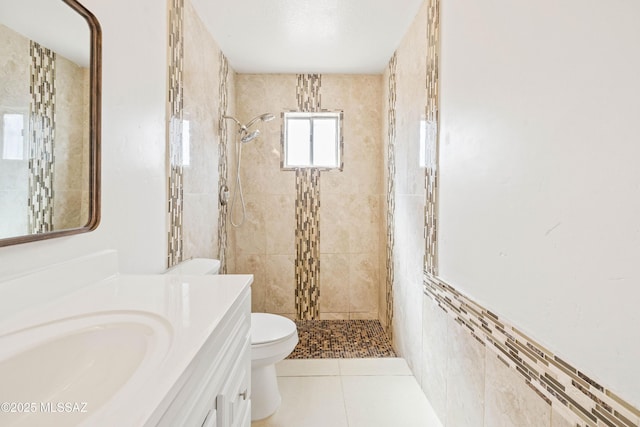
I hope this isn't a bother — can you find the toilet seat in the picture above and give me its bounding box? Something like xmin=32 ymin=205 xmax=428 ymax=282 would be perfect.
xmin=251 ymin=313 xmax=297 ymax=346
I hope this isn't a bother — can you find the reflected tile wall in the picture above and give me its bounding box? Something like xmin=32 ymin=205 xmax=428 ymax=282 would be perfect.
xmin=0 ymin=24 xmax=33 ymax=238
xmin=28 ymin=41 xmax=56 ymax=234
xmin=54 ymin=55 xmax=89 ymax=230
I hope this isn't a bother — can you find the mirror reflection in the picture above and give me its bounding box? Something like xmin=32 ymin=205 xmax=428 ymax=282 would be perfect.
xmin=0 ymin=0 xmax=98 ymax=243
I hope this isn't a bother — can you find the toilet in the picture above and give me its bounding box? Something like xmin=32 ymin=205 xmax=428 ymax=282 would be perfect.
xmin=164 ymin=258 xmax=298 ymax=421
xmin=250 ymin=312 xmax=298 ymax=420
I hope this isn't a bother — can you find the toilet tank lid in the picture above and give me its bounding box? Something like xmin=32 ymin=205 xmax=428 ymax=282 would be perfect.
xmin=164 ymin=258 xmax=221 ymax=275
xmin=251 ymin=313 xmax=297 ymax=345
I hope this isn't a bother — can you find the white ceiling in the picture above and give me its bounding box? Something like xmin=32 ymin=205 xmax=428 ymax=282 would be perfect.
xmin=0 ymin=0 xmax=90 ymax=67
xmin=191 ymin=0 xmax=424 ymax=74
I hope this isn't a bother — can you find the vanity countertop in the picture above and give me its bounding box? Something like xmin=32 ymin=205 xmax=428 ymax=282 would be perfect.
xmin=0 ymin=271 xmax=253 ymax=426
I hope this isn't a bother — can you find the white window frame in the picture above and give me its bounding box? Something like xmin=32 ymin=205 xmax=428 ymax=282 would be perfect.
xmin=281 ymin=111 xmax=343 ymax=170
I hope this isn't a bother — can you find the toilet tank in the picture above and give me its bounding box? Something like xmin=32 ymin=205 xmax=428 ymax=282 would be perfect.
xmin=164 ymin=258 xmax=221 ymax=275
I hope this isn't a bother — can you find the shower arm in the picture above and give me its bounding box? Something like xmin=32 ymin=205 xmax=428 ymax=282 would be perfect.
xmin=223 ymin=115 xmax=248 ymax=135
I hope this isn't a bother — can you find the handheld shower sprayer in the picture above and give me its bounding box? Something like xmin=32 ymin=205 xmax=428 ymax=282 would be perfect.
xmin=223 ymin=113 xmax=274 ymax=143
xmin=222 ymin=112 xmax=275 ymax=227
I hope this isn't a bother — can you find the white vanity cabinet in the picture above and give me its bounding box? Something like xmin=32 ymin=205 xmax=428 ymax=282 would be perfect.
xmin=156 ymin=287 xmax=251 ymax=427
xmin=0 ymin=251 xmax=254 ymax=427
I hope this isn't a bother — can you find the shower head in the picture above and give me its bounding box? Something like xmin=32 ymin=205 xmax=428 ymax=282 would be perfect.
xmin=241 ymin=129 xmax=260 ymax=143
xmin=223 ymin=113 xmax=273 ymax=143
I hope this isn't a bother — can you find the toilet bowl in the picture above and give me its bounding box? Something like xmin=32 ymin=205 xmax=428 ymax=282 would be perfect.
xmin=164 ymin=259 xmax=298 ymax=421
xmin=250 ymin=312 xmax=298 ymax=420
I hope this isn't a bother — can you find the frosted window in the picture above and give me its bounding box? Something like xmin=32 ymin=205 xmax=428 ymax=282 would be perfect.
xmin=2 ymin=114 xmax=26 ymax=160
xmin=283 ymin=112 xmax=341 ymax=169
xmin=286 ymin=118 xmax=311 ymax=166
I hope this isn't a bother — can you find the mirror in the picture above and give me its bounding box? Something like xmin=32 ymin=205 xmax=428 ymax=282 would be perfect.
xmin=0 ymin=0 xmax=100 ymax=246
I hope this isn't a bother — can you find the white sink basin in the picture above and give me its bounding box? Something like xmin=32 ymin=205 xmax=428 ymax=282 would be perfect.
xmin=0 ymin=312 xmax=172 ymax=426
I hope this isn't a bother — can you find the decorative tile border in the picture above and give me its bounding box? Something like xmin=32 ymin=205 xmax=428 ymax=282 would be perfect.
xmin=28 ymin=41 xmax=56 ymax=234
xmin=294 ymin=168 xmax=321 ymax=320
xmin=421 ymin=0 xmax=639 ymax=424
xmin=384 ymin=53 xmax=398 ymax=340
xmin=424 ymin=0 xmax=440 ymax=277
xmin=294 ymin=74 xmax=323 ymax=320
xmin=296 ymin=74 xmax=321 ymax=113
xmin=216 ymin=53 xmax=230 ymax=274
xmin=424 ymin=275 xmax=640 ymax=427
xmin=288 ymin=320 xmax=396 ymax=359
xmin=167 ymin=0 xmax=184 ymax=268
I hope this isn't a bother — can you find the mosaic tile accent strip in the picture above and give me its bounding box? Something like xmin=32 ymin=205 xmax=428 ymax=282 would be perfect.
xmin=288 ymin=320 xmax=396 ymax=359
xmin=28 ymin=41 xmax=56 ymax=234
xmin=294 ymin=74 xmax=323 ymax=320
xmin=424 ymin=0 xmax=441 ymax=277
xmin=296 ymin=74 xmax=321 ymax=113
xmin=424 ymin=275 xmax=640 ymax=427
xmin=384 ymin=53 xmax=398 ymax=340
xmin=294 ymin=168 xmax=321 ymax=320
xmin=216 ymin=53 xmax=230 ymax=274
xmin=167 ymin=0 xmax=184 ymax=268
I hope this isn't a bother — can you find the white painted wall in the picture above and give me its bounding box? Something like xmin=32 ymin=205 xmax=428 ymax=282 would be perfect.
xmin=438 ymin=0 xmax=640 ymax=406
xmin=0 ymin=0 xmax=168 ymax=279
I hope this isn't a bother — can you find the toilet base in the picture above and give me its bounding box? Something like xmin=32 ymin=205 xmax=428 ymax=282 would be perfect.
xmin=251 ymin=363 xmax=281 ymax=421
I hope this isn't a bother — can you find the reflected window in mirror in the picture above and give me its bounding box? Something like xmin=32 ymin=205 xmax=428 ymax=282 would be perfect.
xmin=1 ymin=112 xmax=27 ymax=160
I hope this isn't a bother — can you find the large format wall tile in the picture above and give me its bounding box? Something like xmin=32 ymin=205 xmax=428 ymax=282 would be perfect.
xmin=265 ymin=254 xmax=296 ymax=315
xmin=484 ymin=349 xmax=551 ymax=427
xmin=319 ymin=253 xmax=350 ymax=314
xmin=551 ymin=410 xmax=576 ymax=427
xmin=349 ymin=253 xmax=379 ymax=314
xmin=421 ymin=297 xmax=449 ymax=425
xmin=235 ymin=253 xmax=266 ymax=312
xmin=265 ymin=194 xmax=295 ymax=255
xmin=445 ymin=315 xmax=486 ymax=427
xmin=233 ymin=194 xmax=266 ymax=255
xmin=234 ymin=74 xmax=383 ymax=320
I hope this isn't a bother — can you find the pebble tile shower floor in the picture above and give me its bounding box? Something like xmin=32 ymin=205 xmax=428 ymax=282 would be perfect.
xmin=288 ymin=320 xmax=396 ymax=359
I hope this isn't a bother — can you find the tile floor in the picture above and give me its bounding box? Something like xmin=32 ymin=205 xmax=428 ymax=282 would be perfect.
xmin=251 ymin=358 xmax=443 ymax=427
xmin=289 ymin=320 xmax=396 ymax=359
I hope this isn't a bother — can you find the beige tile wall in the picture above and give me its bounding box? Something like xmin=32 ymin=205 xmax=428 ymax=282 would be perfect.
xmin=54 ymin=55 xmax=89 ymax=231
xmin=233 ymin=74 xmax=297 ymax=315
xmin=0 ymin=24 xmax=89 ymax=237
xmin=224 ymin=63 xmax=237 ymax=273
xmin=182 ymin=0 xmax=235 ymax=261
xmin=233 ymin=74 xmax=383 ymax=320
xmin=0 ymin=24 xmax=32 ymax=239
xmin=390 ymin=1 xmax=639 ymax=426
xmin=385 ymin=0 xmax=428 ymax=385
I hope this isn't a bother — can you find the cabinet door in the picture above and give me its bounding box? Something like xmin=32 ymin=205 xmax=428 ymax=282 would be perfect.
xmin=202 ymin=409 xmax=217 ymax=427
xmin=216 ymin=337 xmax=251 ymax=427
